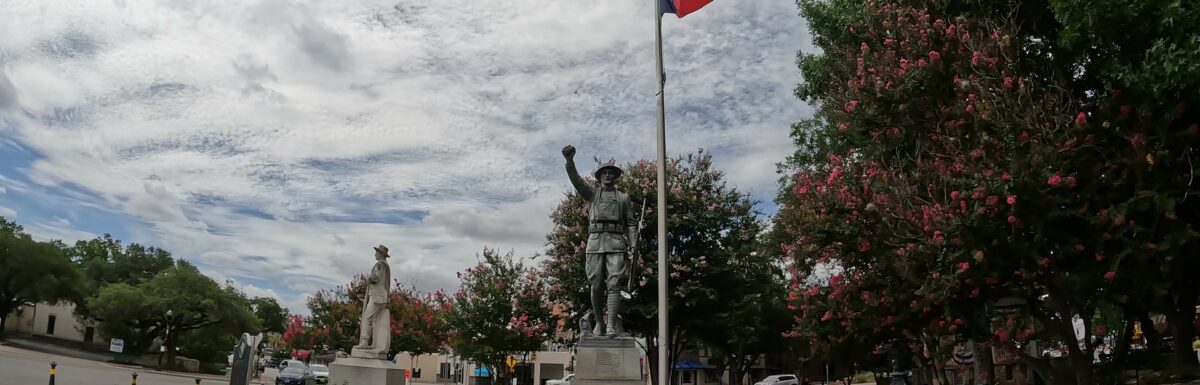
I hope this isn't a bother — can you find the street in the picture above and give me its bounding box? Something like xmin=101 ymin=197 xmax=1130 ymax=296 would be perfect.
xmin=0 ymin=343 xmax=276 ymax=385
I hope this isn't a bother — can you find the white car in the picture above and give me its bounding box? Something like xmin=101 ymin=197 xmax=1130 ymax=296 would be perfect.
xmin=308 ymin=364 xmax=330 ymax=384
xmin=755 ymin=374 xmax=799 ymax=385
xmin=546 ymin=373 xmax=574 ymax=385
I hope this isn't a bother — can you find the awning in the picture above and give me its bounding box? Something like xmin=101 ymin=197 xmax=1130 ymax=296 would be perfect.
xmin=673 ymin=359 xmax=710 ymax=369
xmin=473 ymin=367 xmax=491 ymax=377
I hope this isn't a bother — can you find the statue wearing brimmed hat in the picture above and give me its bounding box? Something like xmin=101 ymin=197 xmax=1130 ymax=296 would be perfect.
xmin=562 ymin=145 xmax=636 ymax=337
xmin=352 ymin=245 xmax=392 ymax=358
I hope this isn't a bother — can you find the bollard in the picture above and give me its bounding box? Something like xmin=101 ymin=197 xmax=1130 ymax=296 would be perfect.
xmin=49 ymin=362 xmax=57 ymax=385
xmin=195 ymin=378 xmax=202 ymax=384
xmin=131 ymin=372 xmax=138 ymax=385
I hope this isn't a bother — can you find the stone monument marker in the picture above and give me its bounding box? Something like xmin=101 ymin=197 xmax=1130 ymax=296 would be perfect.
xmin=330 ymin=245 xmax=407 ymax=385
xmin=562 ymin=145 xmax=643 ymax=385
xmin=229 ymin=336 xmax=252 ymax=385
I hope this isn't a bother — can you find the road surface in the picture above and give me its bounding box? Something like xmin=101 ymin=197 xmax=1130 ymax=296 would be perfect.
xmin=0 ymin=342 xmax=275 ymax=385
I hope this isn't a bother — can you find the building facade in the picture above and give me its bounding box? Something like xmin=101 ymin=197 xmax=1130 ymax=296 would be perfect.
xmin=2 ymin=302 xmax=108 ymax=346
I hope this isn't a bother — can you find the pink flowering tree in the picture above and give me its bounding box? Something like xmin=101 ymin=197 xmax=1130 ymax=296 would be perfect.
xmin=389 ymin=286 xmax=452 ymax=363
xmin=278 ymin=314 xmax=329 ymax=354
xmin=447 ymin=249 xmax=553 ymax=384
xmin=772 ymin=0 xmax=1200 ymax=383
xmin=303 ymin=275 xmax=369 ymax=353
xmin=541 ymin=150 xmax=772 ymax=385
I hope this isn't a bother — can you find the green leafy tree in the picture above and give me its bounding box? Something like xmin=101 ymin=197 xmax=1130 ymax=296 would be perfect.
xmin=0 ymin=217 xmax=85 ymax=339
xmin=88 ymin=261 xmax=258 ymax=367
xmin=447 ymin=249 xmax=552 ymax=385
xmin=251 ymin=297 xmax=289 ymax=334
xmin=542 ymin=150 xmax=763 ymax=385
xmin=694 ymin=244 xmax=792 ymax=385
xmin=67 ymin=234 xmax=174 ymax=319
xmin=180 ymin=324 xmax=239 ymax=364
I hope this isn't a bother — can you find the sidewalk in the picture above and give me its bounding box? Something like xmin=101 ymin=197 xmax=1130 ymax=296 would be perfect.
xmin=1 ymin=338 xmax=114 ymax=362
xmin=1 ymin=337 xmax=272 ymax=384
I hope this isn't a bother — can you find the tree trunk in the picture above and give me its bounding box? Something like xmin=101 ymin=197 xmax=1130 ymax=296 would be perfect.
xmin=1113 ymin=313 xmax=1135 ymax=364
xmin=164 ymin=332 xmax=176 ymax=370
xmin=1167 ymin=307 xmax=1198 ymax=369
xmin=979 ymin=342 xmax=996 ymax=385
xmin=0 ymin=311 xmax=7 ymax=339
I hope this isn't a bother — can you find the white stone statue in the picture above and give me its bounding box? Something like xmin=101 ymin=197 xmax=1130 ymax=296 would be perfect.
xmin=351 ymin=245 xmax=392 ymax=359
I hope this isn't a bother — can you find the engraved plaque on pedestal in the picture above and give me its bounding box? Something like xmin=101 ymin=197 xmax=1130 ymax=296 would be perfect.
xmin=575 ymin=336 xmax=642 ymax=385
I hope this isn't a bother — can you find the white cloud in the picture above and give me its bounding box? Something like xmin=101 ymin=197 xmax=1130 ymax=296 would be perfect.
xmin=0 ymin=0 xmax=813 ymax=307
xmin=25 ymin=217 xmax=98 ymax=244
xmin=0 ymin=205 xmax=16 ymax=218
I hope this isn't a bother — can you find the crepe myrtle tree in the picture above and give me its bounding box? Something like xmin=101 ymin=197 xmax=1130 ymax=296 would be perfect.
xmin=776 ymin=0 xmax=1200 ymax=382
xmin=389 ymin=285 xmax=452 ymax=368
xmin=447 ymin=249 xmax=553 ymax=385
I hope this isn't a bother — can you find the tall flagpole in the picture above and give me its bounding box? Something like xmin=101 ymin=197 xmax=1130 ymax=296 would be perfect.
xmin=653 ymin=2 xmax=669 ymax=385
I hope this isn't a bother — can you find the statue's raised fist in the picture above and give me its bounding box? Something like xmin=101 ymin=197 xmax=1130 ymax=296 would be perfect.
xmin=562 ymin=145 xmax=576 ymax=160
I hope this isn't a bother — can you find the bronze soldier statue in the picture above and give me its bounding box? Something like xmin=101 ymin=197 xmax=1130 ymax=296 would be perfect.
xmin=562 ymin=145 xmax=636 ymax=337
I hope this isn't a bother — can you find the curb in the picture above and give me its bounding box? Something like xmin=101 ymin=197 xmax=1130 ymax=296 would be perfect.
xmin=104 ymin=362 xmax=269 ymax=384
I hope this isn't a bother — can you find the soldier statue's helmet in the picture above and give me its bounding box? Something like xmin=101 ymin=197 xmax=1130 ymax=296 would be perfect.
xmin=594 ymin=160 xmax=624 ymax=180
xmin=373 ymin=245 xmax=390 ymax=257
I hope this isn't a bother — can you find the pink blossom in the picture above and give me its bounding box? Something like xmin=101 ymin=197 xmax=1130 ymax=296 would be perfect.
xmin=1104 ymin=271 xmax=1116 ymax=281
xmin=1006 ymin=195 xmax=1016 ymax=205
xmin=928 ymin=50 xmax=941 ymax=63
xmin=821 ymin=311 xmax=833 ymax=321
xmin=1095 ymin=253 xmax=1105 ymax=262
xmin=1003 ymin=77 xmax=1014 ymax=88
xmin=957 ymin=261 xmax=970 ymax=272
xmin=1046 ymin=173 xmax=1063 ymax=186
xmin=1074 ymin=112 xmax=1088 ymax=127
xmin=951 ymin=191 xmax=961 ymax=200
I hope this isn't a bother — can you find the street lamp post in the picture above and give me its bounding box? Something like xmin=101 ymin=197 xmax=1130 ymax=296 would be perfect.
xmin=158 ymin=310 xmax=173 ymax=369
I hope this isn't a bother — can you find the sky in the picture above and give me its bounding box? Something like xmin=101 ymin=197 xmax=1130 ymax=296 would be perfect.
xmin=0 ymin=0 xmax=814 ymax=314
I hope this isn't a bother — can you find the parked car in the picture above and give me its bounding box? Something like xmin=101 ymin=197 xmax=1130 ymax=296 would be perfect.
xmin=280 ymin=359 xmax=306 ymax=370
xmin=309 ymin=364 xmax=330 ymax=384
xmin=754 ymin=374 xmax=799 ymax=385
xmin=546 ymin=373 xmax=574 ymax=385
xmin=276 ymin=364 xmax=316 ymax=385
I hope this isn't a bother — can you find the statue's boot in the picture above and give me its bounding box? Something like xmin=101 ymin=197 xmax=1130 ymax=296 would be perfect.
xmin=605 ymin=290 xmax=624 ymax=337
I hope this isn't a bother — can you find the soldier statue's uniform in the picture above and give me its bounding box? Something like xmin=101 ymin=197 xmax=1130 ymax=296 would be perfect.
xmin=562 ymin=145 xmax=636 ymax=337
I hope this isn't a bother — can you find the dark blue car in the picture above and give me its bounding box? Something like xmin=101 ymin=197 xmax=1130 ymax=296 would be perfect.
xmin=276 ymin=363 xmax=315 ymax=385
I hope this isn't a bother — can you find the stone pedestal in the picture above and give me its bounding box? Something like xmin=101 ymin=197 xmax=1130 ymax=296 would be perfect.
xmin=330 ymin=357 xmax=408 ymax=385
xmin=574 ymin=336 xmax=642 ymax=385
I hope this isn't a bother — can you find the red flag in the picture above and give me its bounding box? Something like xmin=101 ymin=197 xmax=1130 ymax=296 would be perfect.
xmin=660 ymin=0 xmax=715 ymax=18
